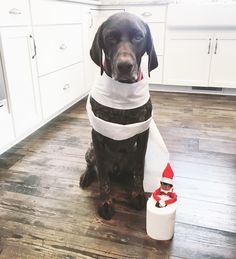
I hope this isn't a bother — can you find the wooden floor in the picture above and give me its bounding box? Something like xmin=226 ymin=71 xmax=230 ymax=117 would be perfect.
xmin=0 ymin=92 xmax=236 ymax=259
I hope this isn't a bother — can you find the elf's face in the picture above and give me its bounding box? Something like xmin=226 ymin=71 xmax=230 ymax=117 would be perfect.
xmin=161 ymin=182 xmax=172 ymax=191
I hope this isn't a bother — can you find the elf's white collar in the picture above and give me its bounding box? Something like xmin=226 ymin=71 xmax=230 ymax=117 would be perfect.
xmin=90 ymin=72 xmax=150 ymax=110
xmin=160 ymin=188 xmax=173 ymax=194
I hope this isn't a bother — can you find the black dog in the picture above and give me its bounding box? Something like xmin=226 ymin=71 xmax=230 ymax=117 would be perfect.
xmin=80 ymin=12 xmax=158 ymax=220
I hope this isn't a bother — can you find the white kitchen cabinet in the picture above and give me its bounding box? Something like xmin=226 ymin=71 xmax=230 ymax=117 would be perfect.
xmin=0 ymin=0 xmax=31 ymax=27
xmin=0 ymin=101 xmax=14 ymax=152
xmin=39 ymin=63 xmax=84 ymax=119
xmin=34 ymin=24 xmax=83 ymax=76
xmin=209 ymin=32 xmax=236 ymax=88
xmin=30 ymin=0 xmax=82 ymax=25
xmin=164 ymin=30 xmax=236 ymax=89
xmin=0 ymin=27 xmax=41 ymax=137
xmin=164 ymin=31 xmax=212 ymax=86
xmin=31 ymin=0 xmax=88 ymax=121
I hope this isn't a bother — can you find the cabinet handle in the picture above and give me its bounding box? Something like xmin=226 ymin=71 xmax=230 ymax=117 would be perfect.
xmin=63 ymin=84 xmax=70 ymax=90
xmin=30 ymin=35 xmax=37 ymax=59
xmin=9 ymin=8 xmax=22 ymax=15
xmin=89 ymin=11 xmax=93 ymax=28
xmin=59 ymin=44 xmax=67 ymax=50
xmin=208 ymin=38 xmax=211 ymax=54
xmin=0 ymin=99 xmax=10 ymax=113
xmin=214 ymin=39 xmax=218 ymax=54
xmin=141 ymin=12 xmax=152 ymax=17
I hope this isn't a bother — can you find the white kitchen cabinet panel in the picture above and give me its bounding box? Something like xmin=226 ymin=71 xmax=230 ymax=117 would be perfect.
xmin=34 ymin=25 xmax=83 ymax=76
xmin=0 ymin=0 xmax=30 ymax=27
xmin=30 ymin=0 xmax=82 ymax=25
xmin=0 ymin=103 xmax=14 ymax=152
xmin=39 ymin=63 xmax=84 ymax=119
xmin=0 ymin=27 xmax=41 ymax=137
xmin=164 ymin=32 xmax=212 ymax=87
xmin=209 ymin=33 xmax=236 ymax=88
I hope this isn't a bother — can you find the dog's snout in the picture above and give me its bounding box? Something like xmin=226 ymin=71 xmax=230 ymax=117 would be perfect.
xmin=117 ymin=60 xmax=133 ymax=74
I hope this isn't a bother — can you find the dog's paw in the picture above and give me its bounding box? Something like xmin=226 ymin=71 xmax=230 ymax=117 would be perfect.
xmin=98 ymin=200 xmax=115 ymax=220
xmin=79 ymin=170 xmax=95 ymax=189
xmin=130 ymin=192 xmax=147 ymax=210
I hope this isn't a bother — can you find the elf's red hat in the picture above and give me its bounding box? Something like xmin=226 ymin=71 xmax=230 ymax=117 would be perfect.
xmin=161 ymin=163 xmax=174 ymax=185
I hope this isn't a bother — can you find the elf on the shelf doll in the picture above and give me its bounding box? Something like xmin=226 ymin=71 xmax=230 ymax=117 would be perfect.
xmin=152 ymin=163 xmax=177 ymax=208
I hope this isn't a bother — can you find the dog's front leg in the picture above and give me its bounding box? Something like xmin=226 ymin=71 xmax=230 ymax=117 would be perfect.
xmin=92 ymin=130 xmax=115 ymax=220
xmin=130 ymin=129 xmax=149 ymax=210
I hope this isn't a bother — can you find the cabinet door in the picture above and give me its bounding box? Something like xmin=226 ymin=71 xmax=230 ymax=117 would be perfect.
xmin=209 ymin=33 xmax=236 ymax=88
xmin=163 ymin=31 xmax=212 ymax=87
xmin=0 ymin=102 xmax=14 ymax=153
xmin=0 ymin=27 xmax=41 ymax=137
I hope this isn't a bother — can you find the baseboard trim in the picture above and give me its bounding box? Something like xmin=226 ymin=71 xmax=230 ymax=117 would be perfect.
xmin=149 ymin=84 xmax=236 ymax=96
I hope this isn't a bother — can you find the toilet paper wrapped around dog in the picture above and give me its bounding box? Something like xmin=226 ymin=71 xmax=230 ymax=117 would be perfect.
xmin=87 ymin=72 xmax=170 ymax=193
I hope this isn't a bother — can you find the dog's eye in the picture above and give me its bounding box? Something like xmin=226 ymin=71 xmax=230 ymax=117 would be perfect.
xmin=106 ymin=34 xmax=118 ymax=43
xmin=133 ymin=33 xmax=143 ymax=41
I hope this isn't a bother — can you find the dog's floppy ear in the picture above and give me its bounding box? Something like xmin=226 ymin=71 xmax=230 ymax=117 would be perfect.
xmin=90 ymin=24 xmax=104 ymax=75
xmin=145 ymin=24 xmax=158 ymax=77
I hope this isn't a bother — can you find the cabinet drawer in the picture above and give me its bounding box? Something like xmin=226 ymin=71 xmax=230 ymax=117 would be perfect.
xmin=31 ymin=0 xmax=82 ymax=25
xmin=39 ymin=64 xmax=85 ymax=119
xmin=0 ymin=0 xmax=30 ymax=26
xmin=35 ymin=25 xmax=83 ymax=76
xmin=125 ymin=6 xmax=166 ymax=23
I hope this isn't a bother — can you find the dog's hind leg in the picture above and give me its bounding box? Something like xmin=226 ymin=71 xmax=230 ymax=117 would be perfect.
xmin=80 ymin=143 xmax=97 ymax=189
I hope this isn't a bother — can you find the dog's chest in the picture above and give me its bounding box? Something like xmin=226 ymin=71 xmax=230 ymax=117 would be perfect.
xmin=90 ymin=97 xmax=152 ymax=125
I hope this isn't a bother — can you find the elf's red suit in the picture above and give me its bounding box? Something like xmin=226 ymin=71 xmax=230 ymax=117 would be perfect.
xmin=152 ymin=163 xmax=177 ymax=207
xmin=153 ymin=187 xmax=177 ymax=206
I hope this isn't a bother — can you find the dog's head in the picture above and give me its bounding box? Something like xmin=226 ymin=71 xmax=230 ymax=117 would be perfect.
xmin=90 ymin=12 xmax=158 ymax=83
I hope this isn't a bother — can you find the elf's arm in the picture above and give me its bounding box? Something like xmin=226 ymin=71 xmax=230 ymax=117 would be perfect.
xmin=165 ymin=192 xmax=177 ymax=205
xmin=152 ymin=187 xmax=162 ymax=202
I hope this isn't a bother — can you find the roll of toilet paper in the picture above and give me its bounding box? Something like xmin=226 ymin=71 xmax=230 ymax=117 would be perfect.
xmin=146 ymin=196 xmax=177 ymax=240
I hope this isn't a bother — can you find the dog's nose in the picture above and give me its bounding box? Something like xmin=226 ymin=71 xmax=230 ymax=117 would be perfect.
xmin=117 ymin=61 xmax=133 ymax=74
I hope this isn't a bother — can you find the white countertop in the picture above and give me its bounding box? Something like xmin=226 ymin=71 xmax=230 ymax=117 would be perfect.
xmin=100 ymin=0 xmax=174 ymax=4
xmin=61 ymin=0 xmax=101 ymax=5
xmin=61 ymin=0 xmax=174 ymax=5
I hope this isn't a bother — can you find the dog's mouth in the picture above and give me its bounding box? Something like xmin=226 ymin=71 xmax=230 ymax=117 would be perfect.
xmin=112 ymin=64 xmax=139 ymax=83
xmin=114 ymin=74 xmax=138 ymax=83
